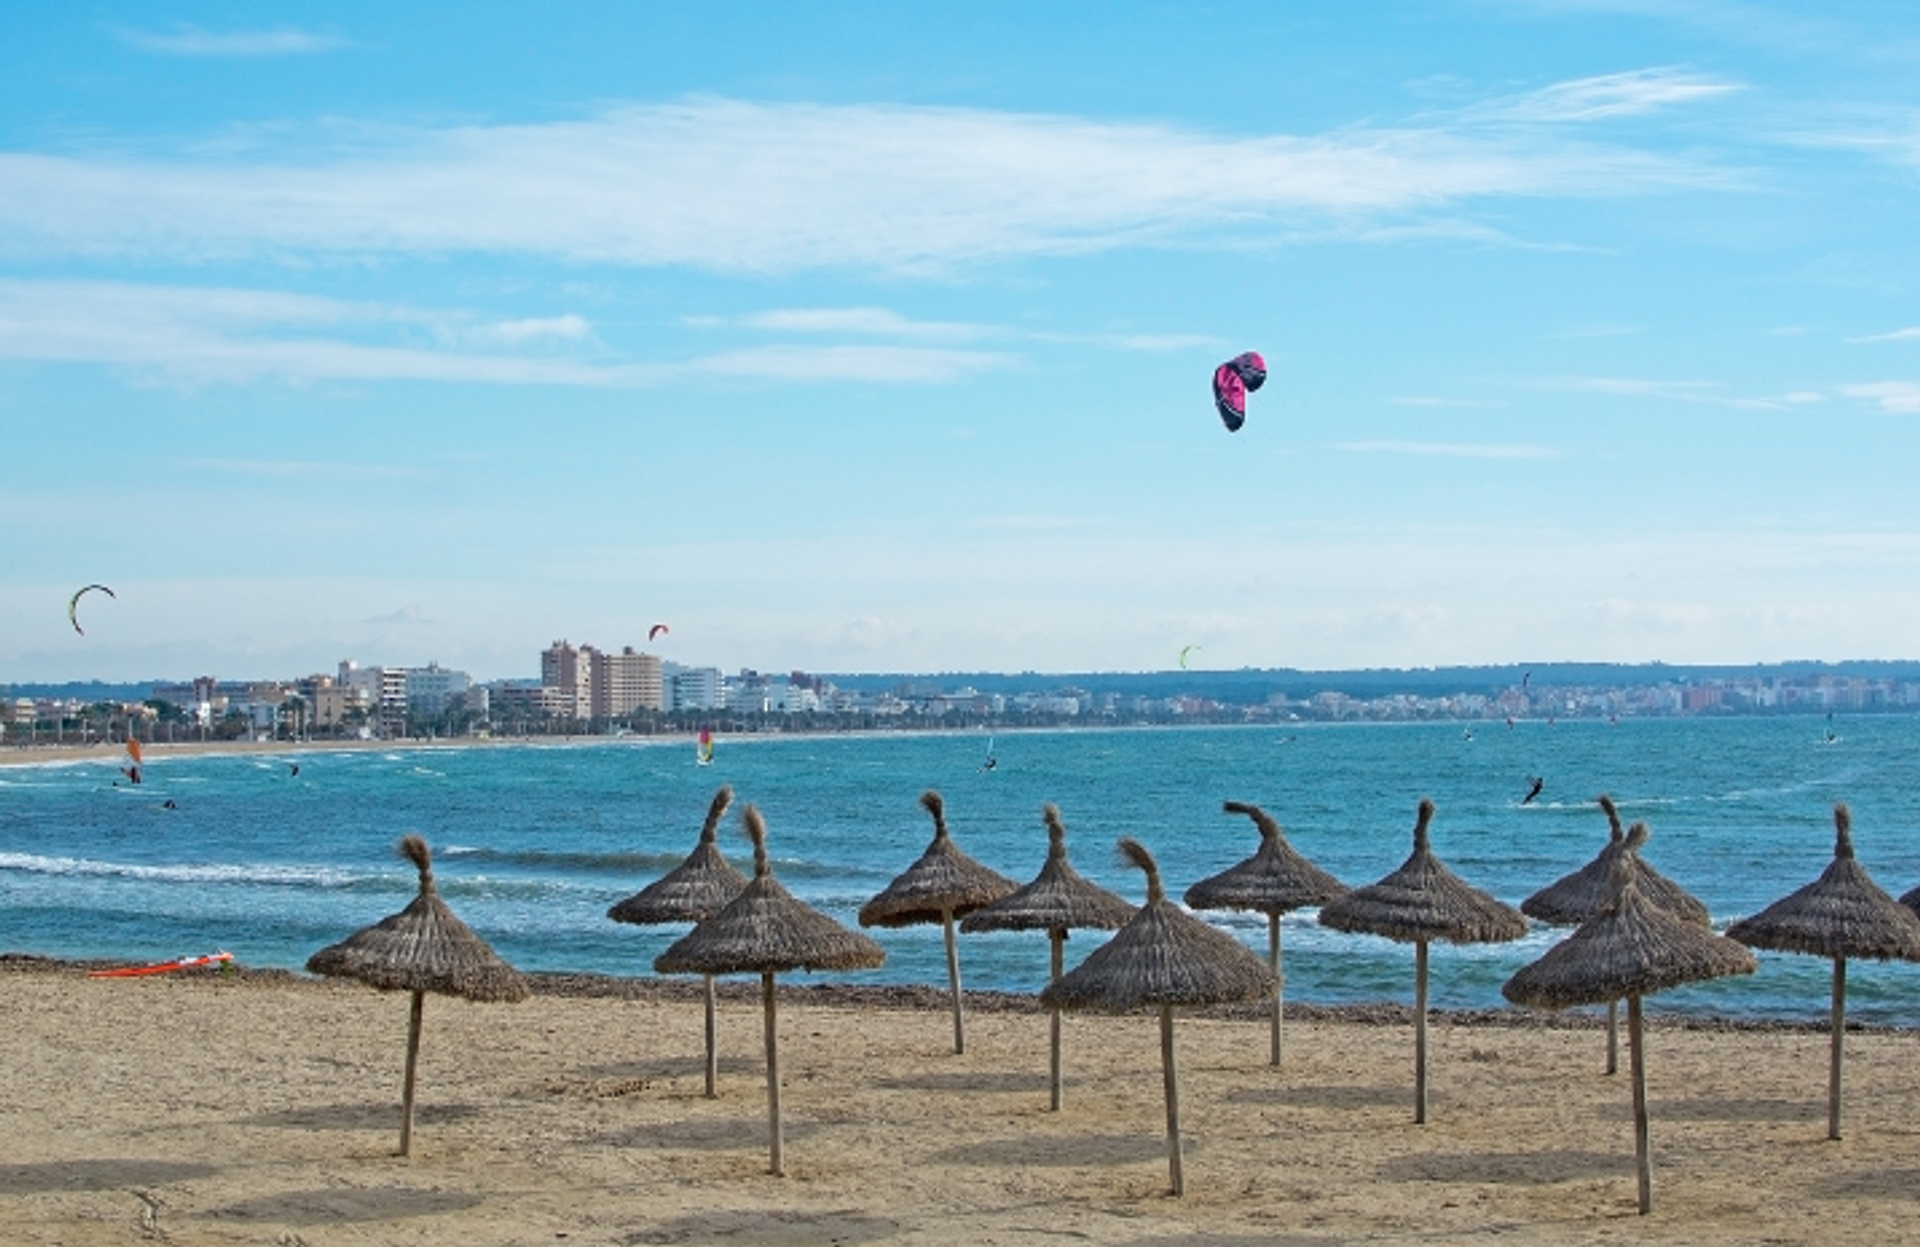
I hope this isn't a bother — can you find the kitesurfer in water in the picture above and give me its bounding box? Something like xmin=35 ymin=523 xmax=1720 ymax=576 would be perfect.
xmin=1521 ymin=776 xmax=1544 ymax=805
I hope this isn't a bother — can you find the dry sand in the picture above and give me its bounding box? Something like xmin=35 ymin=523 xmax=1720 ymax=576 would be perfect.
xmin=4 ymin=959 xmax=1917 ymax=1245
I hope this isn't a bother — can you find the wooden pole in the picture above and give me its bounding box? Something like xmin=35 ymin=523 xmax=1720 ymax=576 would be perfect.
xmin=1628 ymin=994 xmax=1651 ymax=1215
xmin=1160 ymin=1004 xmax=1185 ymax=1196
xmin=703 ymin=973 xmax=719 ymax=1100
xmin=1829 ymin=956 xmax=1847 ymax=1141
xmin=1049 ymin=929 xmax=1064 ymax=1112
xmin=762 ymin=972 xmax=784 ymax=1176
xmin=399 ymin=990 xmax=424 ymax=1157
xmin=1268 ymin=911 xmax=1283 ymax=1068
xmin=1414 ymin=940 xmax=1429 ymax=1125
xmin=943 ymin=908 xmax=965 ymax=1055
xmin=1606 ymin=999 xmax=1619 ymax=1075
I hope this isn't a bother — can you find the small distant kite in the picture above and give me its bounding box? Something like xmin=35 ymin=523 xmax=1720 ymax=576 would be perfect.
xmin=1178 ymin=645 xmax=1201 ymax=670
xmin=648 ymin=623 xmax=669 ymax=641
xmin=69 ymin=584 xmax=116 ymax=635
xmin=1211 ymin=351 xmax=1267 ymax=433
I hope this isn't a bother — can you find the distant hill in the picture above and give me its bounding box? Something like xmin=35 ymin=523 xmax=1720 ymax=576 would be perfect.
xmin=819 ymin=661 xmax=1920 ymax=702
xmin=0 ymin=680 xmax=159 ymax=702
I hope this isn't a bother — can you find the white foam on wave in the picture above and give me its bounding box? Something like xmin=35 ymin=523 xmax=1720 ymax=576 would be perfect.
xmin=0 ymin=851 xmax=355 ymax=888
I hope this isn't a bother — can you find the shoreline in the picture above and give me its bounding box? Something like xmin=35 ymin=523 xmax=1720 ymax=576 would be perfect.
xmin=4 ymin=953 xmax=1891 ymax=1036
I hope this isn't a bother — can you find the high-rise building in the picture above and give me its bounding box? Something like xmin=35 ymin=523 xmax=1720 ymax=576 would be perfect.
xmin=540 ymin=641 xmax=593 ymax=718
xmin=588 ymin=646 xmax=663 ymax=717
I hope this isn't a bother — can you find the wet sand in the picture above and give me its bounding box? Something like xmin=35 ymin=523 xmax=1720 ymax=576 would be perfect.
xmin=2 ymin=956 xmax=1915 ymax=1245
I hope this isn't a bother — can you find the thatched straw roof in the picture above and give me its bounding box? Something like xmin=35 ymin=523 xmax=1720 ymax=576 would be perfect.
xmin=307 ymin=835 xmax=529 ymax=1003
xmin=1318 ymin=799 xmax=1527 ymax=946
xmin=1183 ymin=801 xmax=1347 ymax=916
xmin=656 ymin=806 xmax=885 ymax=977
xmin=1523 ymin=797 xmax=1709 ymax=926
xmin=1728 ymin=804 xmax=1920 ymax=962
xmin=1504 ymin=857 xmax=1756 ymax=1010
xmin=1041 ymin=838 xmax=1277 ymax=1014
xmin=607 ymin=786 xmax=748 ymax=926
xmin=859 ymin=791 xmax=1017 ymax=928
xmin=961 ymin=804 xmax=1135 ymax=934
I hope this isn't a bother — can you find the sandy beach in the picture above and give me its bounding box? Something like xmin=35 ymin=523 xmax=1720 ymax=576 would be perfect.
xmin=3 ymin=957 xmax=1916 ymax=1245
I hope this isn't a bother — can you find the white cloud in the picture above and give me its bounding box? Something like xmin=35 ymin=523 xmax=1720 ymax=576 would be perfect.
xmin=1848 ymin=327 xmax=1920 ymax=344
xmin=701 ymin=307 xmax=992 ymax=341
xmin=1468 ymin=68 xmax=1742 ymax=123
xmin=109 ymin=24 xmax=348 ymax=56
xmin=1335 ymin=440 xmax=1562 ymax=460
xmin=0 ymin=93 xmax=1739 ymax=274
xmin=0 ymin=278 xmax=1011 ymax=387
xmin=1843 ymin=382 xmax=1920 ymax=413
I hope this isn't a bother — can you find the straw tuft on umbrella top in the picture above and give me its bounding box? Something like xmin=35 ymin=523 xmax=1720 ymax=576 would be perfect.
xmin=1318 ymin=799 xmax=1527 ymax=946
xmin=1728 ymin=804 xmax=1920 ymax=962
xmin=1184 ymin=800 xmax=1346 ymax=1067
xmin=960 ymin=804 xmax=1135 ymax=935
xmin=1043 ymin=837 xmax=1277 ymax=1014
xmin=607 ymin=785 xmax=747 ymax=926
xmin=860 ymin=790 xmax=1017 ymax=1053
xmin=308 ymin=834 xmax=529 ymax=1003
xmin=860 ymin=791 xmax=1018 ymax=927
xmin=1522 ymin=796 xmax=1709 ymax=927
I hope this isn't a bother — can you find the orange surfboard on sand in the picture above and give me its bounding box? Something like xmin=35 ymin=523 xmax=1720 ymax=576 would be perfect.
xmin=87 ymin=950 xmax=233 ymax=978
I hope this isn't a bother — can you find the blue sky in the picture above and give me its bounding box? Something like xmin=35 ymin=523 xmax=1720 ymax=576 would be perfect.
xmin=6 ymin=2 xmax=1920 ymax=682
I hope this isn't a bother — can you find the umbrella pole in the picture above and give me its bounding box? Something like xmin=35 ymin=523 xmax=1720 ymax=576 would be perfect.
xmin=761 ymin=971 xmax=784 ymax=1176
xmin=1628 ymin=994 xmax=1651 ymax=1215
xmin=1049 ymin=930 xmax=1064 ymax=1112
xmin=1829 ymin=956 xmax=1846 ymax=1141
xmin=1268 ymin=911 xmax=1283 ymax=1068
xmin=1414 ymin=940 xmax=1429 ymax=1125
xmin=400 ymin=989 xmax=424 ymax=1157
xmin=943 ymin=908 xmax=965 ymax=1055
xmin=704 ymin=973 xmax=719 ymax=1100
xmin=1606 ymin=999 xmax=1619 ymax=1075
xmin=1160 ymin=1003 xmax=1185 ymax=1197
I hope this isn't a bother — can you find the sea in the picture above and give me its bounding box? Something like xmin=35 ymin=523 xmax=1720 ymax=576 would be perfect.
xmin=5 ymin=716 xmax=1920 ymax=1025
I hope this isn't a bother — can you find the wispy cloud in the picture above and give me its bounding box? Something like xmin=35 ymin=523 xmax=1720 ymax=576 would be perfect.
xmin=691 ymin=307 xmax=991 ymax=341
xmin=1550 ymin=376 xmax=1821 ymax=409
xmin=1335 ymin=440 xmax=1563 ymax=459
xmin=1028 ymin=330 xmax=1223 ymax=352
xmin=0 ymin=91 xmax=1740 ymax=274
xmin=1844 ymin=382 xmax=1920 ymax=413
xmin=1467 ymin=68 xmax=1742 ymax=123
xmin=0 ymin=279 xmax=1010 ymax=387
xmin=1848 ymin=327 xmax=1920 ymax=344
xmin=108 ymin=24 xmax=348 ymax=57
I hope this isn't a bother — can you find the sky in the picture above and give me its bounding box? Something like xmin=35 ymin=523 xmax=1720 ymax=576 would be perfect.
xmin=6 ymin=2 xmax=1920 ymax=683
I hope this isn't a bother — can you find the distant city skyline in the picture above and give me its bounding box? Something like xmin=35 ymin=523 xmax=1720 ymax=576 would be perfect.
xmin=7 ymin=4 xmax=1920 ymax=681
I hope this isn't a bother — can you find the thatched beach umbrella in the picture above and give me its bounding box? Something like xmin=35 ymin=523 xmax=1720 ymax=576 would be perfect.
xmin=1184 ymin=800 xmax=1347 ymax=1068
xmin=1041 ymin=838 xmax=1277 ymax=1196
xmin=1522 ymin=796 xmax=1709 ymax=1073
xmin=1318 ymin=798 xmax=1527 ymax=1124
xmin=307 ymin=835 xmax=529 ymax=1156
xmin=860 ymin=791 xmax=1016 ymax=1054
xmin=608 ymin=785 xmax=748 ymax=1098
xmin=656 ymin=804 xmax=884 ymax=1177
xmin=960 ymin=803 xmax=1135 ymax=1109
xmin=1727 ymin=803 xmax=1920 ymax=1140
xmin=1504 ymin=843 xmax=1756 ymax=1215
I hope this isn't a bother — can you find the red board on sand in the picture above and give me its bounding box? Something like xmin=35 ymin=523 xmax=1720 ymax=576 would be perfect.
xmin=87 ymin=950 xmax=233 ymax=978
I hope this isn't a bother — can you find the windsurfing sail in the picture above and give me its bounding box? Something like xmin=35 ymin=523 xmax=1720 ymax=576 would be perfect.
xmin=89 ymin=950 xmax=233 ymax=978
xmin=696 ymin=727 xmax=714 ymax=766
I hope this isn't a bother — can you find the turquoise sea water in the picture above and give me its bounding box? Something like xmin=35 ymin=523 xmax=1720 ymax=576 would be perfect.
xmin=5 ymin=717 xmax=1920 ymax=1023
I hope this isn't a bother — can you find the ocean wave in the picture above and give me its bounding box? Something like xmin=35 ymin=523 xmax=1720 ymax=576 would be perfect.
xmin=0 ymin=851 xmax=356 ymax=889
